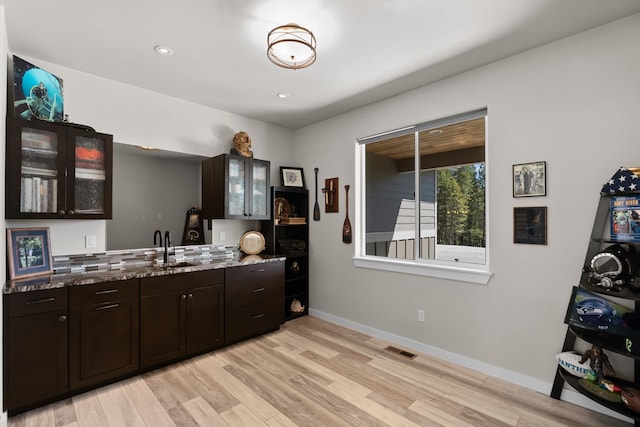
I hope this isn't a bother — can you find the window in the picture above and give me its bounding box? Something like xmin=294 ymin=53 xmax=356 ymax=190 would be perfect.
xmin=355 ymin=109 xmax=490 ymax=284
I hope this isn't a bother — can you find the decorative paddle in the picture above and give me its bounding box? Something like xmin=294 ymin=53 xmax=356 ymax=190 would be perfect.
xmin=313 ymin=168 xmax=320 ymax=221
xmin=343 ymin=184 xmax=352 ymax=244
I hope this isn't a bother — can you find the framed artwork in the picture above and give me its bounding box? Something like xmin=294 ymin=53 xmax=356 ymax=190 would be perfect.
xmin=12 ymin=55 xmax=64 ymax=122
xmin=280 ymin=166 xmax=306 ymax=188
xmin=7 ymin=227 xmax=53 ymax=280
xmin=513 ymin=161 xmax=546 ymax=197
xmin=514 ymin=207 xmax=547 ymax=245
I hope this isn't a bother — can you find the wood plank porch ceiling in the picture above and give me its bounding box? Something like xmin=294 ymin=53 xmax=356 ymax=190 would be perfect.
xmin=366 ymin=117 xmax=485 ymax=160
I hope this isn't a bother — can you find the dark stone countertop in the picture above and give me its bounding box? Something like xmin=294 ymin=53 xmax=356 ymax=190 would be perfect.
xmin=3 ymin=254 xmax=285 ymax=294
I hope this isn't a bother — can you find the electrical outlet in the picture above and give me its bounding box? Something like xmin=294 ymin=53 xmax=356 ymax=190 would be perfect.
xmin=85 ymin=235 xmax=97 ymax=248
xmin=219 ymin=231 xmax=226 ymax=241
xmin=417 ymin=309 xmax=425 ymax=322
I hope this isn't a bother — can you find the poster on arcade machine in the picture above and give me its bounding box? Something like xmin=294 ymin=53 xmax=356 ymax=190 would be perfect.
xmin=610 ymin=195 xmax=640 ymax=243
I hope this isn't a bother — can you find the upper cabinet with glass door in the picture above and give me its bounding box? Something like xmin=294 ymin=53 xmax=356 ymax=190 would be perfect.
xmin=202 ymin=153 xmax=270 ymax=220
xmin=6 ymin=119 xmax=113 ymax=219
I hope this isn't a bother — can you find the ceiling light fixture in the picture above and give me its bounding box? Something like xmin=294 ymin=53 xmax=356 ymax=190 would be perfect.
xmin=154 ymin=45 xmax=174 ymax=56
xmin=277 ymin=92 xmax=290 ymax=99
xmin=267 ymin=23 xmax=316 ymax=70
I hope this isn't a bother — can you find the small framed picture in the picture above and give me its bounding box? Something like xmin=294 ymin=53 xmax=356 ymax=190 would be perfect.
xmin=280 ymin=166 xmax=306 ymax=188
xmin=7 ymin=227 xmax=53 ymax=280
xmin=514 ymin=207 xmax=547 ymax=245
xmin=513 ymin=161 xmax=546 ymax=197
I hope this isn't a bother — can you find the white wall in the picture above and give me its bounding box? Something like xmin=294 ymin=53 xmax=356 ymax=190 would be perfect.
xmin=4 ymin=56 xmax=296 ymax=254
xmin=294 ymin=12 xmax=640 ymax=414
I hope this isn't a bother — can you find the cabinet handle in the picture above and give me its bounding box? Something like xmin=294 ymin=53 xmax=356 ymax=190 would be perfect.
xmin=252 ymin=287 xmax=265 ymax=293
xmin=68 ymin=210 xmax=75 ymax=215
xmin=188 ymin=293 xmax=193 ymax=299
xmin=26 ymin=297 xmax=55 ymax=305
xmin=58 ymin=210 xmax=66 ymax=216
xmin=96 ymin=303 xmax=119 ymax=311
xmin=59 ymin=315 xmax=67 ymax=322
xmin=252 ymin=313 xmax=265 ymax=319
xmin=181 ymin=294 xmax=187 ymax=300
xmin=252 ymin=268 xmax=265 ymax=273
xmin=95 ymin=289 xmax=118 ymax=295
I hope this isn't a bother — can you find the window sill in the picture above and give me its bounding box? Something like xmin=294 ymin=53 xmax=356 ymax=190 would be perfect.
xmin=352 ymin=256 xmax=492 ymax=285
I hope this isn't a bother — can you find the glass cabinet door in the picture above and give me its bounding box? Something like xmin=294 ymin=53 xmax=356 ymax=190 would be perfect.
xmin=227 ymin=156 xmax=247 ymax=217
xmin=18 ymin=126 xmax=63 ymax=214
xmin=71 ymin=133 xmax=108 ymax=215
xmin=251 ymin=160 xmax=269 ymax=218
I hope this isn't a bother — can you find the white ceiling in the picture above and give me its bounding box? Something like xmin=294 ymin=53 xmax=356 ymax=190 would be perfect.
xmin=2 ymin=0 xmax=640 ymax=130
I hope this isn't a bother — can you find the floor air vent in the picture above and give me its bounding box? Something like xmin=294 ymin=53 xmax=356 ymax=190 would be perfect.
xmin=384 ymin=346 xmax=417 ymax=359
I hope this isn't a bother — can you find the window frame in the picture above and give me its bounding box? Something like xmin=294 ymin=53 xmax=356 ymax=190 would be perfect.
xmin=354 ymin=109 xmax=491 ymax=285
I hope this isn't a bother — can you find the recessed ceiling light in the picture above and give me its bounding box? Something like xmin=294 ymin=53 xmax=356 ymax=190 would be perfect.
xmin=154 ymin=45 xmax=174 ymax=56
xmin=277 ymin=92 xmax=290 ymax=99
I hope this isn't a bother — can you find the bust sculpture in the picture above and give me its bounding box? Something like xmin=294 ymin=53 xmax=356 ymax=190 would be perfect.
xmin=231 ymin=131 xmax=253 ymax=158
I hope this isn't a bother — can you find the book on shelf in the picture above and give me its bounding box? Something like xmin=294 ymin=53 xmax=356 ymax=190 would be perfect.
xmin=21 ymin=165 xmax=58 ymax=177
xmin=20 ymin=177 xmax=57 ymax=213
xmin=22 ymin=131 xmax=55 ymax=149
xmin=76 ymin=168 xmax=106 ymax=180
xmin=21 ymin=146 xmax=57 ymax=156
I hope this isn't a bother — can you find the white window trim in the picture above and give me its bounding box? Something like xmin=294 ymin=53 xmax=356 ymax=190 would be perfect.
xmin=354 ymin=109 xmax=492 ymax=285
xmin=352 ymin=256 xmax=492 ymax=284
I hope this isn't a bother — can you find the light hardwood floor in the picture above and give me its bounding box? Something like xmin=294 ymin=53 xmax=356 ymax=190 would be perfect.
xmin=7 ymin=316 xmax=631 ymax=426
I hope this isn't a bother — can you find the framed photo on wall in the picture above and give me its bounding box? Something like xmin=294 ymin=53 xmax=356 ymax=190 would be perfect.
xmin=513 ymin=161 xmax=546 ymax=197
xmin=280 ymin=166 xmax=306 ymax=188
xmin=513 ymin=207 xmax=547 ymax=245
xmin=7 ymin=227 xmax=53 ymax=280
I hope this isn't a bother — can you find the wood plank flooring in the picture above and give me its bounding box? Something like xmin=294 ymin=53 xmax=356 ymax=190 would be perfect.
xmin=7 ymin=316 xmax=631 ymax=426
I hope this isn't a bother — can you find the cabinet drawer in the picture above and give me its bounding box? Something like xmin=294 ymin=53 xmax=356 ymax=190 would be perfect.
xmin=225 ymin=275 xmax=283 ymax=309
xmin=225 ymin=261 xmax=283 ymax=283
xmin=7 ymin=288 xmax=68 ymax=317
xmin=141 ymin=269 xmax=224 ymax=297
xmin=226 ymin=300 xmax=284 ymax=343
xmin=70 ymin=279 xmax=139 ymax=308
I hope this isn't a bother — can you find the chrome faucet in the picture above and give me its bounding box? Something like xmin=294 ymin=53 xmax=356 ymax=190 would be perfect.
xmin=164 ymin=230 xmax=172 ymax=264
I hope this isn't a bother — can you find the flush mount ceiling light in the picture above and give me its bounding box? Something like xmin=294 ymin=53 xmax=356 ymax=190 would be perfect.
xmin=267 ymin=23 xmax=316 ymax=70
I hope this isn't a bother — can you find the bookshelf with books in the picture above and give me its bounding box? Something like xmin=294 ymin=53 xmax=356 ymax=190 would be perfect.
xmin=6 ymin=119 xmax=113 ymax=219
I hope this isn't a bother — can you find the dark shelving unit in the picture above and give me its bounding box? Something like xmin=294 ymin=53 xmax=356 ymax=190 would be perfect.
xmin=262 ymin=186 xmax=309 ymax=320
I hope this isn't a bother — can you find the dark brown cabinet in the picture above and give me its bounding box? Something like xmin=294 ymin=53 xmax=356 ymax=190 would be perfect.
xmin=4 ymin=288 xmax=68 ymax=412
xmin=139 ymin=270 xmax=224 ymax=369
xmin=201 ymin=153 xmax=270 ymax=220
xmin=6 ymin=119 xmax=113 ymax=219
xmin=262 ymin=187 xmax=309 ymax=320
xmin=69 ymin=280 xmax=139 ymax=390
xmin=225 ymin=260 xmax=285 ymax=343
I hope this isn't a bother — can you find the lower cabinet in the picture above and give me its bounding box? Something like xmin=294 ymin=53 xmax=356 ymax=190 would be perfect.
xmin=4 ymin=261 xmax=283 ymax=414
xmin=4 ymin=288 xmax=69 ymax=413
xmin=139 ymin=269 xmax=224 ymax=369
xmin=225 ymin=260 xmax=285 ymax=343
xmin=69 ymin=279 xmax=139 ymax=390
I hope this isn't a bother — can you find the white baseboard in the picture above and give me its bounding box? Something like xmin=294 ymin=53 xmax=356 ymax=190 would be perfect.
xmin=309 ymin=308 xmax=633 ymax=424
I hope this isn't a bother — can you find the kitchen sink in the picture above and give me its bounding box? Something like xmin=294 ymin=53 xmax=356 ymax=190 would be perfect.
xmin=161 ymin=261 xmax=196 ymax=269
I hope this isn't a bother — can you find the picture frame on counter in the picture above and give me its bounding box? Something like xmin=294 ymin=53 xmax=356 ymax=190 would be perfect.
xmin=7 ymin=227 xmax=53 ymax=280
xmin=280 ymin=166 xmax=306 ymax=188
